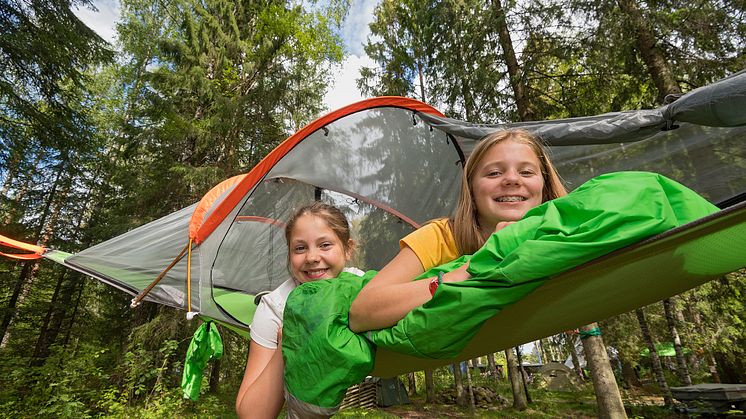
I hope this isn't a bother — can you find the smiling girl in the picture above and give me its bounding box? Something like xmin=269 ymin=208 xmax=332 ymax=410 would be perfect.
xmin=349 ymin=129 xmax=566 ymax=332
xmin=236 ymin=202 xmax=362 ymax=418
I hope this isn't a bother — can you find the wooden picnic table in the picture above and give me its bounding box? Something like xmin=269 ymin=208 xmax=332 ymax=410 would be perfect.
xmin=670 ymin=383 xmax=746 ymax=413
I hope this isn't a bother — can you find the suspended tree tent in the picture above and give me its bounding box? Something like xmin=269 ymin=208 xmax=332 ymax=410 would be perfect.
xmin=640 ymin=342 xmax=692 ymax=358
xmin=2 ymin=72 xmax=745 ymax=377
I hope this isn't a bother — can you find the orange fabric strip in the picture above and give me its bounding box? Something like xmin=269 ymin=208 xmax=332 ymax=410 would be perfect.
xmin=0 ymin=251 xmax=43 ymax=260
xmin=0 ymin=233 xmax=45 ymax=254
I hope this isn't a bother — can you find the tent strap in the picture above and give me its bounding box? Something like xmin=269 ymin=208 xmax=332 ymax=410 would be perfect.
xmin=130 ymin=241 xmax=191 ymax=308
xmin=0 ymin=251 xmax=43 ymax=260
xmin=0 ymin=233 xmax=46 ymax=259
xmin=187 ymin=237 xmax=193 ymax=312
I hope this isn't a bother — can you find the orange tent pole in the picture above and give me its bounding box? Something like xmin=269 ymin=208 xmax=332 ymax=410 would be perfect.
xmin=130 ymin=241 xmax=191 ymax=308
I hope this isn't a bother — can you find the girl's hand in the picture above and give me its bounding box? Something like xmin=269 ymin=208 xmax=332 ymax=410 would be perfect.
xmin=494 ymin=221 xmax=516 ymax=232
xmin=442 ymin=262 xmax=470 ymax=283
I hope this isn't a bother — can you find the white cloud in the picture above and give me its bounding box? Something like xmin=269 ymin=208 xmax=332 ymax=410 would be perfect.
xmin=323 ymin=0 xmax=381 ymax=111
xmin=73 ymin=0 xmax=120 ymax=45
xmin=341 ymin=0 xmax=379 ymax=56
xmin=323 ymin=54 xmax=377 ymax=111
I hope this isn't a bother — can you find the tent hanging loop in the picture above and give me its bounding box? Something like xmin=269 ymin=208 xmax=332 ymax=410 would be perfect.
xmin=412 ymin=112 xmax=417 ymax=126
xmin=663 ymin=93 xmax=683 ymax=104
xmin=663 ymin=118 xmax=680 ymax=131
xmin=322 ymin=126 xmax=329 ymax=136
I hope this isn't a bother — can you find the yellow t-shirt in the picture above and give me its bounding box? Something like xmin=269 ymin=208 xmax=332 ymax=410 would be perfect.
xmin=399 ymin=218 xmax=459 ymax=272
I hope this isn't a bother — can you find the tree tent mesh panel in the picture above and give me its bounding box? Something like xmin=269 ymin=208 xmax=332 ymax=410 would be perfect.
xmin=420 ymin=71 xmax=746 ymax=206
xmin=63 ymin=204 xmax=198 ymax=309
xmin=207 ymin=106 xmax=463 ymax=327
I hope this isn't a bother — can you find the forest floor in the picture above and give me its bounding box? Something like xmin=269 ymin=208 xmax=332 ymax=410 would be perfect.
xmin=335 ymin=385 xmax=687 ymax=418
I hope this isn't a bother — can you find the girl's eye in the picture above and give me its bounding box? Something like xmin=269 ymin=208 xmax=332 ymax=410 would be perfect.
xmin=520 ymin=170 xmax=535 ymax=176
xmin=320 ymin=242 xmax=333 ymax=250
xmin=293 ymin=245 xmax=306 ymax=253
xmin=487 ymin=170 xmax=502 ymax=177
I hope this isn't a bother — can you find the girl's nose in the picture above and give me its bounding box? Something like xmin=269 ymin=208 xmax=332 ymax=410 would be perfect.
xmin=502 ymin=169 xmax=521 ymax=185
xmin=306 ymin=249 xmax=320 ymax=263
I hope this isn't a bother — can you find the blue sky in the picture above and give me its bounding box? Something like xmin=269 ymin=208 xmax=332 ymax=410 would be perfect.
xmin=74 ymin=0 xmax=379 ymax=111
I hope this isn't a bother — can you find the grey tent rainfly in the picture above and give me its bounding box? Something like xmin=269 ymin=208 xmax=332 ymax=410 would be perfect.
xmin=1 ymin=71 xmax=745 ymax=385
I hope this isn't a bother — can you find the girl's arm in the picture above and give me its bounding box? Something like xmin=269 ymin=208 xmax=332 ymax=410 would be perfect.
xmin=235 ymin=339 xmax=285 ymax=419
xmin=348 ymin=247 xmax=469 ymax=332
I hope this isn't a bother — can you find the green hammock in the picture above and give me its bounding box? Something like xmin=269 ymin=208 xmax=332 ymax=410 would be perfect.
xmin=282 ymin=172 xmax=721 ymax=409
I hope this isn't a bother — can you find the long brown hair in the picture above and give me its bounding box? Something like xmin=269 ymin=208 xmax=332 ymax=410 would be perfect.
xmin=451 ymin=129 xmax=567 ymax=254
xmin=285 ymin=202 xmax=354 ymax=255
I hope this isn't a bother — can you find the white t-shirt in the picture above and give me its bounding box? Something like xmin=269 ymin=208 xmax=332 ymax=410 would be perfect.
xmin=249 ymin=267 xmax=365 ymax=349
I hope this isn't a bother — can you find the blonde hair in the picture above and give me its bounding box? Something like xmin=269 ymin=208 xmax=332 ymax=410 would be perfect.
xmin=451 ymin=129 xmax=567 ymax=254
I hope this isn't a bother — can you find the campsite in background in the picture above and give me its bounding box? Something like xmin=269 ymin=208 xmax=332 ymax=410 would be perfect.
xmin=1 ymin=0 xmax=744 ymax=417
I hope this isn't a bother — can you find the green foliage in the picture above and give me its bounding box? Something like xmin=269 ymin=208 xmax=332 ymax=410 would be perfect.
xmin=0 ymin=341 xmax=112 ymax=418
xmin=0 ymin=0 xmax=113 ymax=146
xmin=100 ymin=387 xmax=230 ymax=419
xmin=0 ymin=0 xmax=743 ymax=416
xmin=360 ymin=0 xmax=743 ymax=123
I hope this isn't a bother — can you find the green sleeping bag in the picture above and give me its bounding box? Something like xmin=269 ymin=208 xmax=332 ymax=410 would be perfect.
xmin=282 ymin=172 xmax=719 ymax=410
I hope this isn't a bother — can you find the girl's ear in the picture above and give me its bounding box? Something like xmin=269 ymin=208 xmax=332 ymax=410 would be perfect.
xmin=345 ymin=239 xmax=355 ymax=261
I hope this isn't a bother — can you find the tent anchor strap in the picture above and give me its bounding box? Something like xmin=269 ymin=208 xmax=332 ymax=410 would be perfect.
xmin=130 ymin=241 xmax=191 ymax=308
xmin=187 ymin=237 xmax=193 ymax=313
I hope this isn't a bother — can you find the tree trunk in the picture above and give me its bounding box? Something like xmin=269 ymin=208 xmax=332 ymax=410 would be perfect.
xmin=662 ymin=298 xmax=692 ymax=386
xmin=424 ymin=369 xmax=435 ymax=402
xmin=537 ymin=339 xmax=548 ymax=363
xmin=686 ymin=294 xmax=721 ymax=383
xmin=209 ymin=357 xmax=221 ymax=393
xmin=616 ymin=0 xmax=682 ymax=103
xmin=566 ymin=333 xmax=585 ymax=381
xmin=515 ymin=345 xmax=532 ymax=403
xmin=707 ymin=353 xmax=721 ymax=383
xmin=0 ymin=262 xmax=36 ymax=348
xmin=452 ymin=362 xmax=466 ymax=406
xmin=407 ymin=372 xmax=416 ymax=395
xmin=487 ymin=352 xmax=500 ymax=384
xmin=31 ymin=270 xmax=74 ymax=366
xmin=620 ymin=357 xmax=641 ymax=388
xmin=1 ymin=144 xmax=40 ymax=224
xmin=0 ymin=159 xmax=69 ymax=348
xmin=0 ymin=144 xmax=21 ymax=199
xmin=464 ymin=359 xmax=476 ymax=415
xmin=714 ymin=352 xmax=745 ymax=384
xmin=30 ymin=270 xmax=66 ymax=363
xmin=505 ymin=348 xmax=527 ymax=410
xmin=417 ymin=58 xmax=427 ymax=104
xmin=492 ymin=0 xmax=535 ymax=121
xmin=61 ymin=279 xmax=85 ymax=349
xmin=580 ymin=323 xmax=627 ymax=419
xmin=635 ymin=309 xmax=673 ymax=406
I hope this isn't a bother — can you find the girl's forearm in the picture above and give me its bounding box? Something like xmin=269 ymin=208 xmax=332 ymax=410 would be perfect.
xmin=236 ymin=344 xmax=285 ymax=419
xmin=349 ymin=278 xmax=432 ymax=332
xmin=349 ymin=262 xmax=471 ymax=333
